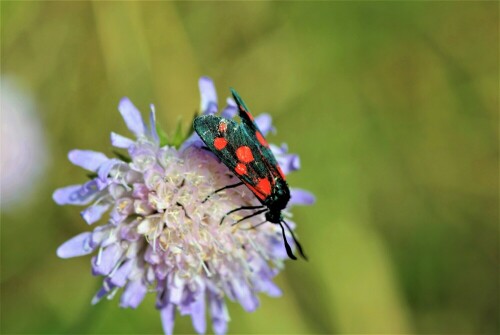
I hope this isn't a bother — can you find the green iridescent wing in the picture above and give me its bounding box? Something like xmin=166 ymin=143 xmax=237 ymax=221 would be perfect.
xmin=230 ymin=89 xmax=284 ymax=179
xmin=193 ymin=114 xmax=273 ymax=200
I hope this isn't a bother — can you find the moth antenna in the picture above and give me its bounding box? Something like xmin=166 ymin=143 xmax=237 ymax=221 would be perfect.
xmin=282 ymin=220 xmax=307 ymax=260
xmin=278 ymin=221 xmax=297 ymax=260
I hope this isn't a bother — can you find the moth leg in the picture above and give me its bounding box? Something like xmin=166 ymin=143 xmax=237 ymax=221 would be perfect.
xmin=203 ymin=182 xmax=244 ymax=203
xmin=239 ymin=219 xmax=268 ymax=230
xmin=231 ymin=209 xmax=268 ymax=227
xmin=176 ymin=202 xmax=191 ymax=220
xmin=220 ymin=205 xmax=265 ymax=225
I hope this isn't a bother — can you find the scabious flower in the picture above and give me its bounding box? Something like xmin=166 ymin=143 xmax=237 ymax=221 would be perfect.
xmin=54 ymin=77 xmax=314 ymax=335
xmin=1 ymin=77 xmax=48 ymax=209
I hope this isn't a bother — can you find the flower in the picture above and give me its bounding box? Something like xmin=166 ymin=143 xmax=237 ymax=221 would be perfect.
xmin=54 ymin=77 xmax=315 ymax=335
xmin=1 ymin=77 xmax=48 ymax=209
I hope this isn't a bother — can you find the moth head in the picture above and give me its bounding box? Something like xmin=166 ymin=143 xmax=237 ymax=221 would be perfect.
xmin=265 ymin=210 xmax=282 ymax=224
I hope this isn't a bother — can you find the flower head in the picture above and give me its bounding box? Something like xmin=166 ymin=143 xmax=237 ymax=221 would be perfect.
xmin=54 ymin=77 xmax=314 ymax=335
xmin=2 ymin=77 xmax=48 ymax=209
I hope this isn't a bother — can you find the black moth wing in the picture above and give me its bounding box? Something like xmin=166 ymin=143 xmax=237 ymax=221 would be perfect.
xmin=193 ymin=114 xmax=274 ymax=201
xmin=230 ymin=88 xmax=256 ymax=132
xmin=230 ymin=89 xmax=283 ymax=180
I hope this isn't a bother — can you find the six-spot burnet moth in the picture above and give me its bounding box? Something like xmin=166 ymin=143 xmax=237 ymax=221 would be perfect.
xmin=193 ymin=88 xmax=306 ymax=260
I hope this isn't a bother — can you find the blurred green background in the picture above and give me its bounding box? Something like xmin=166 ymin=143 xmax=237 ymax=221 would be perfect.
xmin=1 ymin=1 xmax=498 ymax=334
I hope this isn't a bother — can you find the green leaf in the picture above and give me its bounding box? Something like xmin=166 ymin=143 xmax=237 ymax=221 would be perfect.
xmin=112 ymin=150 xmax=131 ymax=163
xmin=169 ymin=117 xmax=184 ymax=148
xmin=156 ymin=122 xmax=169 ymax=147
xmin=183 ymin=110 xmax=198 ymax=141
xmin=175 ymin=111 xmax=199 ymax=148
xmin=86 ymin=172 xmax=98 ymax=180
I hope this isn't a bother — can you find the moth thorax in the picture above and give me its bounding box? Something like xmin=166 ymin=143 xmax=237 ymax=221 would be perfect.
xmin=265 ymin=210 xmax=282 ymax=224
xmin=265 ymin=179 xmax=290 ymax=211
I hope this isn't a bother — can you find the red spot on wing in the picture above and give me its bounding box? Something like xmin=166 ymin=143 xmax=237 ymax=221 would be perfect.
xmin=218 ymin=122 xmax=227 ymax=133
xmin=214 ymin=137 xmax=227 ymax=150
xmin=255 ymin=131 xmax=269 ymax=147
xmin=246 ymin=111 xmax=254 ymax=121
xmin=277 ymin=166 xmax=286 ymax=180
xmin=243 ymin=181 xmax=266 ymax=201
xmin=235 ymin=163 xmax=247 ymax=175
xmin=236 ymin=146 xmax=254 ymax=163
xmin=256 ymin=178 xmax=272 ymax=196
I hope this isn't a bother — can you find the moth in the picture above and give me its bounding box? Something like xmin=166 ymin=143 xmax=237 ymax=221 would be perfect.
xmin=193 ymin=89 xmax=306 ymax=260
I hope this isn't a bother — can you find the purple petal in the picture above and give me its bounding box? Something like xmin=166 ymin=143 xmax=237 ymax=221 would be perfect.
xmin=97 ymin=158 xmax=123 ymax=181
xmin=248 ymin=258 xmax=281 ymax=297
xmin=81 ymin=202 xmax=110 ymax=225
xmin=226 ymin=97 xmax=236 ymax=107
xmin=221 ymin=98 xmax=237 ymax=119
xmin=56 ymin=232 xmax=94 ymax=258
xmin=161 ymin=303 xmax=176 ymax=335
xmin=269 ymin=237 xmax=289 ymax=260
xmin=271 ymin=144 xmax=300 ymax=174
xmin=120 ymin=222 xmax=140 ymax=242
xmin=156 ymin=279 xmax=168 ymax=308
xmin=145 ymin=246 xmax=161 ymax=264
xmin=109 ymin=259 xmax=133 ymax=287
xmin=92 ymin=244 xmax=123 ymax=275
xmin=53 ymin=180 xmax=102 ymax=205
xmin=53 ymin=185 xmax=84 ymax=205
xmin=154 ymin=263 xmax=168 ymax=280
xmin=149 ymin=104 xmax=160 ymax=143
xmin=179 ymin=291 xmax=196 ymax=316
xmin=289 ymin=188 xmax=316 ymax=206
xmin=109 ymin=184 xmax=126 ymax=199
xmin=110 ymin=207 xmax=127 ymax=225
xmin=255 ymin=279 xmax=282 ymax=297
xmin=132 ymin=183 xmax=149 ymax=200
xmin=128 ymin=144 xmax=157 ymax=172
xmin=280 ymin=154 xmax=300 ymax=173
xmin=199 ymin=77 xmax=218 ymax=114
xmin=89 ymin=224 xmax=114 ymax=249
xmin=179 ymin=133 xmax=204 ymax=151
xmin=91 ymin=282 xmax=116 ymax=305
xmin=169 ymin=278 xmax=185 ymax=305
xmin=118 ymin=97 xmax=146 ymax=137
xmin=111 ymin=132 xmax=135 ymax=149
xmin=209 ymin=292 xmax=229 ymax=335
xmin=120 ymin=279 xmax=147 ymax=308
xmin=255 ymin=114 xmax=274 ymax=135
xmin=190 ymin=289 xmax=206 ymax=334
xmin=68 ymin=150 xmax=108 ymax=172
xmin=114 ymin=198 xmax=134 ymax=217
xmin=231 ymin=279 xmax=259 ymax=312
